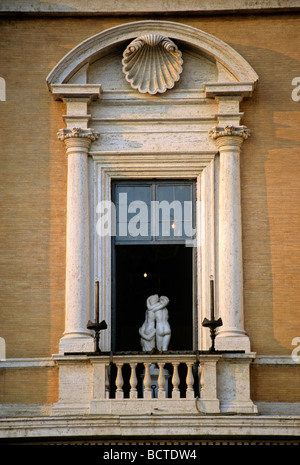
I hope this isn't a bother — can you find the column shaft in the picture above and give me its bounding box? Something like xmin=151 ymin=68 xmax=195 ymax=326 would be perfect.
xmin=58 ymin=128 xmax=99 ymax=353
xmin=219 ymin=143 xmax=244 ymax=335
xmin=209 ymin=126 xmax=250 ymax=351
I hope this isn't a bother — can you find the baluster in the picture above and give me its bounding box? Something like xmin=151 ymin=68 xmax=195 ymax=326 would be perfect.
xmin=199 ymin=363 xmax=204 ymax=397
xmin=115 ymin=363 xmax=124 ymax=399
xmin=171 ymin=362 xmax=180 ymax=399
xmin=186 ymin=362 xmax=194 ymax=399
xmin=129 ymin=362 xmax=138 ymax=399
xmin=105 ymin=364 xmax=110 ymax=399
xmin=158 ymin=363 xmax=166 ymax=399
xmin=143 ymin=362 xmax=152 ymax=399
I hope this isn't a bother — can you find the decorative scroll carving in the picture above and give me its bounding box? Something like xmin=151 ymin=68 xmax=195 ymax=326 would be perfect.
xmin=57 ymin=127 xmax=99 ymax=142
xmin=208 ymin=125 xmax=250 ymax=140
xmin=122 ymin=34 xmax=183 ymax=94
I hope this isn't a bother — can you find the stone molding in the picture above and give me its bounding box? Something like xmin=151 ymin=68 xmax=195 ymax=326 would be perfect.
xmin=122 ymin=34 xmax=183 ymax=94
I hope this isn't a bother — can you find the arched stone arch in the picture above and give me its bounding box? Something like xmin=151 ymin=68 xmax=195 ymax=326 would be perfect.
xmin=46 ymin=20 xmax=258 ymax=87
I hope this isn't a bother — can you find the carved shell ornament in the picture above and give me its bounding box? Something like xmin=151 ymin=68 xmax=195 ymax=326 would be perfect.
xmin=122 ymin=34 xmax=183 ymax=94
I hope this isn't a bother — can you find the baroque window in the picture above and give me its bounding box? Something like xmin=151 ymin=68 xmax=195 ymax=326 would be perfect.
xmin=48 ymin=20 xmax=258 ymax=355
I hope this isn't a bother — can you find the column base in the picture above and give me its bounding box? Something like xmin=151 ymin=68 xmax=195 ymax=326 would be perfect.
xmin=59 ymin=335 xmax=95 ymax=354
xmin=220 ymin=400 xmax=258 ymax=414
xmin=215 ymin=334 xmax=251 ymax=352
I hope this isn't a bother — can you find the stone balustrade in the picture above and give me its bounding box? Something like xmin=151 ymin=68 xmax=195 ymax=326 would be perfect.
xmin=52 ymin=351 xmax=257 ymax=416
xmin=107 ymin=353 xmax=198 ymax=400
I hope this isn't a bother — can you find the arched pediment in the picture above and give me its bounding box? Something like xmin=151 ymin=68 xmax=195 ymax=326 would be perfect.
xmin=46 ymin=20 xmax=258 ymax=89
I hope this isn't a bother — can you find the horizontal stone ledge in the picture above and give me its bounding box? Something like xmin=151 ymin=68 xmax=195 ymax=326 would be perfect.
xmin=1 ymin=354 xmax=298 ymax=369
xmin=98 ymin=89 xmax=207 ymax=102
xmin=1 ymin=414 xmax=300 ymax=440
xmin=91 ymin=117 xmax=217 ymax=124
xmin=90 ymin=150 xmax=218 ymax=158
xmin=253 ymin=355 xmax=300 ymax=366
xmin=53 ymin=350 xmax=258 ymax=367
xmin=0 ymin=358 xmax=56 ymax=369
xmin=204 ymin=82 xmax=256 ymax=97
xmin=1 ymin=0 xmax=299 ymax=15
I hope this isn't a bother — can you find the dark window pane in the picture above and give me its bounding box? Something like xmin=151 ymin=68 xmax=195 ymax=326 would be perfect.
xmin=114 ymin=244 xmax=193 ymax=351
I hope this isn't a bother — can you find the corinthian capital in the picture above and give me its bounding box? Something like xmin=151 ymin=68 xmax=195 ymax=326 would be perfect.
xmin=209 ymin=125 xmax=250 ymax=141
xmin=57 ymin=127 xmax=99 ymax=142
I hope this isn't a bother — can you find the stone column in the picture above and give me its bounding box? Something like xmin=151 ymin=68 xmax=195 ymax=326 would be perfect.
xmin=209 ymin=126 xmax=250 ymax=352
xmin=57 ymin=127 xmax=99 ymax=354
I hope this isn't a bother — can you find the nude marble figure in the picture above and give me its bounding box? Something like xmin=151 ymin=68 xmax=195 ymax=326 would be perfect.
xmin=139 ymin=294 xmax=171 ymax=351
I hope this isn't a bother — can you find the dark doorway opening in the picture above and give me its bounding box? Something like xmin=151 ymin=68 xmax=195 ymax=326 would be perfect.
xmin=113 ymin=244 xmax=194 ymax=352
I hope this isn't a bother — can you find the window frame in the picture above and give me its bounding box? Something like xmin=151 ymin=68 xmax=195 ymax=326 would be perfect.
xmin=111 ymin=179 xmax=198 ymax=352
xmin=92 ymin=153 xmax=216 ymax=353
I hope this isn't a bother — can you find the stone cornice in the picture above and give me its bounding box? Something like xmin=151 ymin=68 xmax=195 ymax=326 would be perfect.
xmin=49 ymin=84 xmax=102 ymax=102
xmin=1 ymin=0 xmax=299 ymax=15
xmin=204 ymin=82 xmax=255 ymax=98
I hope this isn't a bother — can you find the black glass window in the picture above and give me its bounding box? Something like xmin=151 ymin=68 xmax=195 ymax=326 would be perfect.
xmin=111 ymin=180 xmax=197 ymax=352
